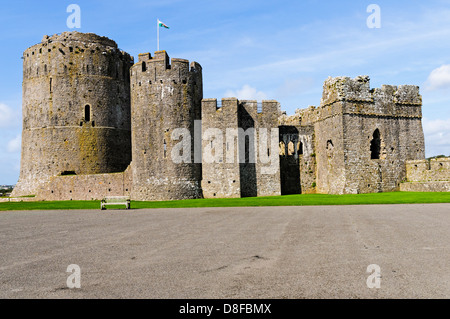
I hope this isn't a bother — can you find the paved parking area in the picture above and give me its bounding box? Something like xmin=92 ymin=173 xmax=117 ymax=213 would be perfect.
xmin=0 ymin=204 xmax=449 ymax=298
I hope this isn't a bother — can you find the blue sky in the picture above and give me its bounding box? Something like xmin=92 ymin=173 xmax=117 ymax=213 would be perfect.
xmin=0 ymin=0 xmax=449 ymax=185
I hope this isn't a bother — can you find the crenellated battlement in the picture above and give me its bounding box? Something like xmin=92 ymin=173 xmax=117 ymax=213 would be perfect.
xmin=405 ymin=158 xmax=450 ymax=182
xmin=294 ymin=76 xmax=423 ymax=126
xmin=202 ymin=98 xmax=280 ymax=127
xmin=131 ymin=51 xmax=201 ymax=87
xmin=320 ymin=75 xmax=422 ymax=107
xmin=23 ymin=32 xmax=133 ymax=82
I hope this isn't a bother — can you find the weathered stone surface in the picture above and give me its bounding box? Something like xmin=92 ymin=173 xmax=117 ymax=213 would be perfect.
xmin=37 ymin=165 xmax=132 ymax=201
xmin=400 ymin=158 xmax=450 ymax=192
xmin=12 ymin=31 xmax=133 ymax=197
xmin=12 ymin=33 xmax=442 ymax=201
xmin=296 ymin=76 xmax=425 ymax=194
xmin=201 ymin=99 xmax=281 ymax=198
xmin=130 ymin=51 xmax=203 ymax=201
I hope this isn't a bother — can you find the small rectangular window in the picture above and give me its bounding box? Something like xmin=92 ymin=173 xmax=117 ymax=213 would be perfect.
xmin=85 ymin=105 xmax=91 ymax=122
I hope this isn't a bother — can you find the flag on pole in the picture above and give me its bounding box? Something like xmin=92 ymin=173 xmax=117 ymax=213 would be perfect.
xmin=158 ymin=20 xmax=170 ymax=29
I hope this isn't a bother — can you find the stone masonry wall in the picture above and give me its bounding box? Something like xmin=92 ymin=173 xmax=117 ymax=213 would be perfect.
xmin=12 ymin=32 xmax=133 ymax=197
xmin=201 ymin=99 xmax=281 ymax=198
xmin=400 ymin=158 xmax=450 ymax=192
xmin=239 ymin=100 xmax=281 ymax=197
xmin=298 ymin=76 xmax=425 ymax=194
xmin=201 ymin=98 xmax=241 ymax=198
xmin=36 ymin=164 xmax=132 ymax=201
xmin=130 ymin=51 xmax=203 ymax=201
xmin=278 ymin=124 xmax=316 ymax=194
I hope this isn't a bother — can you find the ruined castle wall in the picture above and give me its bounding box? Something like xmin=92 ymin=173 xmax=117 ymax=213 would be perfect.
xmin=313 ymin=108 xmax=346 ymax=194
xmin=238 ymin=100 xmax=281 ymax=197
xmin=201 ymin=98 xmax=241 ymax=198
xmin=400 ymin=158 xmax=450 ymax=192
xmin=404 ymin=158 xmax=450 ymax=182
xmin=12 ymin=32 xmax=133 ymax=197
xmin=130 ymin=51 xmax=203 ymax=201
xmin=36 ymin=165 xmax=132 ymax=201
xmin=309 ymin=76 xmax=425 ymax=194
xmin=278 ymin=125 xmax=316 ymax=194
xmin=341 ymin=81 xmax=425 ymax=193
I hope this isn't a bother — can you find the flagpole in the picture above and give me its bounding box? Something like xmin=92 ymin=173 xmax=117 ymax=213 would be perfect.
xmin=157 ymin=19 xmax=159 ymax=51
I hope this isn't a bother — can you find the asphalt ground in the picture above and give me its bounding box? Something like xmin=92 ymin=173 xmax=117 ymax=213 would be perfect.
xmin=0 ymin=204 xmax=449 ymax=299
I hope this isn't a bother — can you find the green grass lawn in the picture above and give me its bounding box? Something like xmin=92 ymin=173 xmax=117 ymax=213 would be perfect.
xmin=0 ymin=192 xmax=449 ymax=211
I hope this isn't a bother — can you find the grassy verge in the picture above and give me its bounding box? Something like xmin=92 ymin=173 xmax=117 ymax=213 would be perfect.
xmin=0 ymin=192 xmax=449 ymax=211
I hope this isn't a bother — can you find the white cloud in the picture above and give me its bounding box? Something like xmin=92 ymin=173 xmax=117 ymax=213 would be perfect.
xmin=0 ymin=103 xmax=17 ymax=128
xmin=7 ymin=135 xmax=21 ymax=153
xmin=423 ymin=118 xmax=450 ymax=156
xmin=275 ymin=77 xmax=315 ymax=99
xmin=425 ymin=64 xmax=450 ymax=91
xmin=224 ymin=84 xmax=267 ymax=101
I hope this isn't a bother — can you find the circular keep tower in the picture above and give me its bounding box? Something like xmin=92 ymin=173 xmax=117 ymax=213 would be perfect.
xmin=130 ymin=51 xmax=203 ymax=201
xmin=12 ymin=32 xmax=134 ymax=197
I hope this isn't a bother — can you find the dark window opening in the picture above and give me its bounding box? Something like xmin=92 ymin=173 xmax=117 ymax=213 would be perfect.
xmin=245 ymin=135 xmax=250 ymax=163
xmin=370 ymin=129 xmax=381 ymax=160
xmin=326 ymin=140 xmax=333 ymax=149
xmin=142 ymin=61 xmax=146 ymax=72
xmin=298 ymin=142 xmax=303 ymax=155
xmin=61 ymin=171 xmax=76 ymax=176
xmin=164 ymin=139 xmax=167 ymax=158
xmin=326 ymin=140 xmax=334 ymax=158
xmin=49 ymin=77 xmax=52 ymax=93
xmin=84 ymin=105 xmax=91 ymax=122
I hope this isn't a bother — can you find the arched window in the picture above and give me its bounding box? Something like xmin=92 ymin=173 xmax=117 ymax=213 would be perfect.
xmin=287 ymin=141 xmax=295 ymax=156
xmin=279 ymin=141 xmax=286 ymax=156
xmin=370 ymin=129 xmax=381 ymax=159
xmin=142 ymin=61 xmax=147 ymax=72
xmin=84 ymin=105 xmax=91 ymax=122
xmin=326 ymin=140 xmax=334 ymax=158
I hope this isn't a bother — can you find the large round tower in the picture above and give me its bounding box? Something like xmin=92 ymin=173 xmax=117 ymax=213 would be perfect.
xmin=130 ymin=51 xmax=203 ymax=201
xmin=12 ymin=32 xmax=134 ymax=197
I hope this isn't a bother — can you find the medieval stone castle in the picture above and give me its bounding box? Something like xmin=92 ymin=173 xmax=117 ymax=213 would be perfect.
xmin=11 ymin=32 xmax=450 ymax=201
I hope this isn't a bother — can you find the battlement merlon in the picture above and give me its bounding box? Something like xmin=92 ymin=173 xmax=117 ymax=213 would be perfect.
xmin=133 ymin=51 xmax=202 ymax=73
xmin=202 ymin=98 xmax=239 ymax=116
xmin=320 ymin=76 xmax=422 ymax=107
